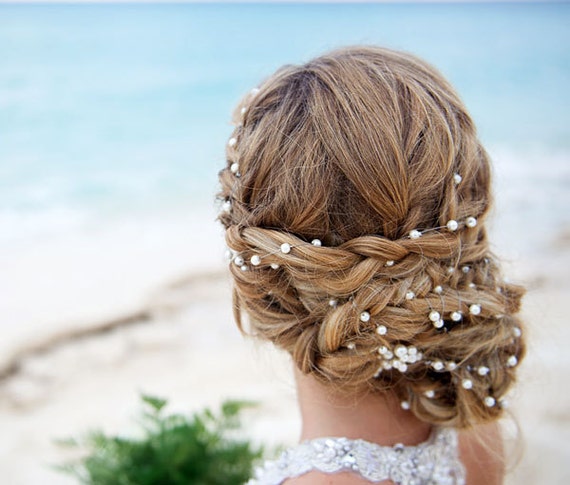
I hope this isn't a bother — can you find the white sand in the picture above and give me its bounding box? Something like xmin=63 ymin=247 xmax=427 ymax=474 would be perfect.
xmin=1 ymin=208 xmax=569 ymax=483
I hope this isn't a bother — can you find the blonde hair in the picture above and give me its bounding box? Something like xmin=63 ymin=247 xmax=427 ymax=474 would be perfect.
xmin=218 ymin=45 xmax=525 ymax=430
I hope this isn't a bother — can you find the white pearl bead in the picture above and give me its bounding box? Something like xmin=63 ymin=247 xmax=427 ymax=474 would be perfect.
xmin=462 ymin=379 xmax=473 ymax=390
xmin=385 ymin=260 xmax=395 ymax=267
xmin=405 ymin=291 xmax=415 ymax=300
xmin=240 ymin=106 xmax=247 ymax=115
xmin=280 ymin=243 xmax=291 ymax=254
xmin=484 ymin=396 xmax=496 ymax=407
xmin=360 ymin=311 xmax=371 ymax=323
xmin=469 ymin=304 xmax=482 ymax=315
xmin=384 ymin=350 xmax=393 ymax=359
xmin=434 ymin=285 xmax=443 ymax=294
xmin=393 ymin=360 xmax=401 ymax=370
xmin=395 ymin=345 xmax=407 ymax=358
xmin=453 ymin=173 xmax=462 ymax=185
xmin=468 ymin=283 xmax=476 ymax=289
xmin=478 ymin=366 xmax=490 ymax=376
xmin=451 ymin=311 xmax=462 ymax=322
xmin=222 ymin=200 xmax=231 ymax=213
xmin=240 ymin=265 xmax=248 ymax=271
xmin=408 ymin=346 xmax=417 ymax=355
xmin=378 ymin=346 xmax=388 ymax=355
xmin=401 ymin=400 xmax=410 ymax=410
xmin=399 ymin=363 xmax=408 ymax=373
xmin=513 ymin=327 xmax=522 ymax=338
xmin=409 ymin=229 xmax=422 ymax=239
xmin=424 ymin=390 xmax=435 ymax=398
xmin=446 ymin=361 xmax=457 ymax=371
xmin=230 ymin=162 xmax=240 ymax=174
xmin=270 ymin=262 xmax=280 ymax=269
xmin=228 ymin=137 xmax=237 ymax=147
xmin=346 ymin=342 xmax=356 ymax=350
xmin=376 ymin=325 xmax=387 ymax=335
xmin=429 ymin=311 xmax=441 ymax=322
xmin=250 ymin=255 xmax=261 ymax=266
xmin=233 ymin=255 xmax=244 ymax=266
xmin=446 ymin=220 xmax=459 ymax=231
xmin=382 ymin=360 xmax=393 ymax=370
xmin=311 ymin=239 xmax=322 ymax=247
xmin=506 ymin=355 xmax=518 ymax=367
xmin=328 ymin=299 xmax=338 ymax=307
xmin=466 ymin=216 xmax=478 ymax=228
xmin=462 ymin=266 xmax=470 ymax=273
xmin=432 ymin=360 xmax=444 ymax=371
xmin=434 ymin=319 xmax=444 ymax=329
xmin=447 ymin=266 xmax=455 ymax=274
xmin=499 ymin=398 xmax=509 ymax=409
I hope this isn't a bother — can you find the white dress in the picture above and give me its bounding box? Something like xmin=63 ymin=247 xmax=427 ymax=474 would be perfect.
xmin=247 ymin=427 xmax=466 ymax=485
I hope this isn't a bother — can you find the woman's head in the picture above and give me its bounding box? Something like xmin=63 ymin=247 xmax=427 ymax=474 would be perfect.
xmin=218 ymin=45 xmax=525 ymax=429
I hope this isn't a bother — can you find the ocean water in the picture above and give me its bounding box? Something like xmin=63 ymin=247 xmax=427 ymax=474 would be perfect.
xmin=0 ymin=2 xmax=569 ymax=251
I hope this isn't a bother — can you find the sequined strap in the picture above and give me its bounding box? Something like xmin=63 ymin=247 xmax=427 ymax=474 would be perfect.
xmin=247 ymin=427 xmax=466 ymax=485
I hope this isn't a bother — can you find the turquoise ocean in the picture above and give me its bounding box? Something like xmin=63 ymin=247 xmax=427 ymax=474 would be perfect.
xmin=1 ymin=2 xmax=569 ymax=254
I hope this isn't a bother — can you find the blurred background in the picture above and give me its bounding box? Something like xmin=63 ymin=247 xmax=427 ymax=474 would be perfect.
xmin=0 ymin=1 xmax=569 ymax=483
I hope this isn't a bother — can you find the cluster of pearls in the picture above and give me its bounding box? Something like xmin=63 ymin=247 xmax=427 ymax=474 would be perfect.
xmin=376 ymin=344 xmax=423 ymax=376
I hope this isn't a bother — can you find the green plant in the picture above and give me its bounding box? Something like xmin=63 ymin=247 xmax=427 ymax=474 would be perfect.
xmin=57 ymin=395 xmax=263 ymax=485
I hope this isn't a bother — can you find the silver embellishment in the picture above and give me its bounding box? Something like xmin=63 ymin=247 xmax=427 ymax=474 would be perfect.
xmin=247 ymin=427 xmax=465 ymax=484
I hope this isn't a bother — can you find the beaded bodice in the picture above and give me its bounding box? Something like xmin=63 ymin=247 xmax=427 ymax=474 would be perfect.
xmin=247 ymin=427 xmax=465 ymax=485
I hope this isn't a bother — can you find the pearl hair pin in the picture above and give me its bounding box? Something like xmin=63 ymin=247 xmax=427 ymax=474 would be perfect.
xmin=451 ymin=311 xmax=462 ymax=322
xmin=453 ymin=173 xmax=462 ymax=185
xmin=446 ymin=220 xmax=459 ymax=231
xmin=376 ymin=325 xmax=387 ymax=335
xmin=360 ymin=311 xmax=371 ymax=323
xmin=469 ymin=304 xmax=482 ymax=315
xmin=432 ymin=360 xmax=445 ymax=371
xmin=477 ymin=366 xmax=490 ymax=376
xmin=461 ymin=379 xmax=473 ymax=390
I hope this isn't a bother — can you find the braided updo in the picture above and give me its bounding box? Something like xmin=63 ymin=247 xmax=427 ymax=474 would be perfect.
xmin=217 ymin=46 xmax=525 ymax=429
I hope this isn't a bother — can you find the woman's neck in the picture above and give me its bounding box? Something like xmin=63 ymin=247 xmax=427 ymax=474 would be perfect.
xmin=294 ymin=367 xmax=432 ymax=446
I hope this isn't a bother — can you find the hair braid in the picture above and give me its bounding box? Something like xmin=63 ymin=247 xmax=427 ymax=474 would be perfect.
xmin=217 ymin=45 xmax=525 ymax=429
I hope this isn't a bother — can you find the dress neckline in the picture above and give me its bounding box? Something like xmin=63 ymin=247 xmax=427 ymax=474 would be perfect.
xmin=247 ymin=427 xmax=466 ymax=485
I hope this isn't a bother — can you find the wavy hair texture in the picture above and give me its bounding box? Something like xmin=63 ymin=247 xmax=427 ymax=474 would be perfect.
xmin=217 ymin=46 xmax=525 ymax=429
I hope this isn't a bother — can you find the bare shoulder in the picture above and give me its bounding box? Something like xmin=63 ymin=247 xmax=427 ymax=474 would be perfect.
xmin=283 ymin=472 xmax=394 ymax=485
xmin=459 ymin=422 xmax=505 ymax=485
xmin=284 ymin=471 xmax=393 ymax=484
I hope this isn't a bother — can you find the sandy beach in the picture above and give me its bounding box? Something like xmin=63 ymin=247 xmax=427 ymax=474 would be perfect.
xmin=1 ymin=210 xmax=569 ymax=484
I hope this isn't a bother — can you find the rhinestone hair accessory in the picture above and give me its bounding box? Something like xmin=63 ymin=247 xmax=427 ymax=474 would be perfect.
xmin=247 ymin=427 xmax=465 ymax=485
